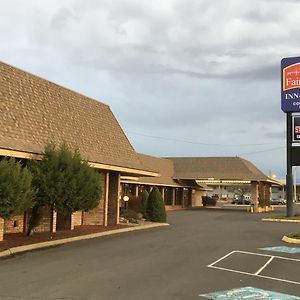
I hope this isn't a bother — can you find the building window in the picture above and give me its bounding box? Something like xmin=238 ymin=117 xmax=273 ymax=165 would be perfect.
xmin=164 ymin=187 xmax=173 ymax=205
xmin=175 ymin=188 xmax=183 ymax=205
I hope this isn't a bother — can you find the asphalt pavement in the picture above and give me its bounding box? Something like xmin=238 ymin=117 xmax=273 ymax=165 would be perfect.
xmin=0 ymin=209 xmax=300 ymax=299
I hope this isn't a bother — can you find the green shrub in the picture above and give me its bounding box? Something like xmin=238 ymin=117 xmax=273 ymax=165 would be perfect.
xmin=0 ymin=158 xmax=35 ymax=219
xmin=202 ymin=196 xmax=217 ymax=206
xmin=146 ymin=187 xmax=166 ymax=222
xmin=28 ymin=144 xmax=102 ymax=234
xmin=140 ymin=190 xmax=149 ymax=216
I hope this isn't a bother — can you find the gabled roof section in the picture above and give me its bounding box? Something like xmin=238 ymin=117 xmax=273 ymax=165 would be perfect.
xmin=137 ymin=153 xmax=181 ymax=187
xmin=122 ymin=153 xmax=207 ymax=190
xmin=167 ymin=156 xmax=269 ymax=181
xmin=0 ymin=61 xmax=156 ymax=175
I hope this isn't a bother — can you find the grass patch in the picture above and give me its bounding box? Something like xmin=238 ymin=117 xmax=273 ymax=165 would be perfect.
xmin=287 ymin=231 xmax=300 ymax=239
xmin=264 ymin=215 xmax=300 ymax=220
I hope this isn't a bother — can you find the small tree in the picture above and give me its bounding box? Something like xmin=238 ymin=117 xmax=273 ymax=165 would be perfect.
xmin=146 ymin=187 xmax=166 ymax=222
xmin=28 ymin=144 xmax=102 ymax=234
xmin=0 ymin=158 xmax=35 ymax=220
xmin=140 ymin=190 xmax=149 ymax=217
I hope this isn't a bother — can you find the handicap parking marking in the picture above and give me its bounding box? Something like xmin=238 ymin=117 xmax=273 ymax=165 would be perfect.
xmin=199 ymin=286 xmax=300 ymax=299
xmin=259 ymin=246 xmax=300 ymax=254
xmin=208 ymin=250 xmax=300 ymax=286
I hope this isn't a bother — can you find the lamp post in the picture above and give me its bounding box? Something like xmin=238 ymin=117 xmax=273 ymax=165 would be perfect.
xmin=123 ymin=195 xmax=129 ymax=210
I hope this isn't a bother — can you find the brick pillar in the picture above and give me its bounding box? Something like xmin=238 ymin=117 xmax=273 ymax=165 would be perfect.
xmin=0 ymin=218 xmax=4 ymax=242
xmin=251 ymin=181 xmax=259 ymax=212
xmin=51 ymin=210 xmax=57 ymax=233
xmin=161 ymin=188 xmax=165 ymax=202
xmin=70 ymin=213 xmax=75 ymax=230
xmin=134 ymin=185 xmax=139 ymax=197
xmin=103 ymin=172 xmax=109 ymax=227
xmin=264 ymin=183 xmax=271 ymax=206
xmin=108 ymin=172 xmax=120 ymax=225
xmin=259 ymin=182 xmax=266 ymax=207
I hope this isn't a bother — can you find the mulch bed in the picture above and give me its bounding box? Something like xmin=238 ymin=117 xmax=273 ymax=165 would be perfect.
xmin=0 ymin=225 xmax=129 ymax=252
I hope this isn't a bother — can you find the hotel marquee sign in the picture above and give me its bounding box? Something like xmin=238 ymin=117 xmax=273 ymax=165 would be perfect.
xmin=281 ymin=57 xmax=300 ymax=112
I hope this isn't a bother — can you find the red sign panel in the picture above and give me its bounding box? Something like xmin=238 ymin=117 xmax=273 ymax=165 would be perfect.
xmin=283 ymin=62 xmax=300 ymax=91
xmin=293 ymin=116 xmax=300 ymax=142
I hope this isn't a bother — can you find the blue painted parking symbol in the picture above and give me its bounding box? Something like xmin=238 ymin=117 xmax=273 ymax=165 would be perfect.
xmin=260 ymin=246 xmax=300 ymax=254
xmin=199 ymin=286 xmax=300 ymax=299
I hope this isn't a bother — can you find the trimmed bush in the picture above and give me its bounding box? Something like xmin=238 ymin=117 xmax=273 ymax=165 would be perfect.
xmin=0 ymin=158 xmax=35 ymax=219
xmin=140 ymin=190 xmax=149 ymax=216
xmin=28 ymin=144 xmax=102 ymax=234
xmin=202 ymin=196 xmax=217 ymax=207
xmin=146 ymin=187 xmax=166 ymax=222
xmin=127 ymin=195 xmax=143 ymax=213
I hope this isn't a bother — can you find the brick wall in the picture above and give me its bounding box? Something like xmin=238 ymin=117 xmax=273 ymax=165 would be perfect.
xmin=4 ymin=214 xmax=24 ymax=233
xmin=83 ymin=172 xmax=105 ymax=225
xmin=25 ymin=206 xmax=54 ymax=233
xmin=73 ymin=211 xmax=83 ymax=227
xmin=192 ymin=190 xmax=206 ymax=207
xmin=108 ymin=171 xmax=120 ymax=225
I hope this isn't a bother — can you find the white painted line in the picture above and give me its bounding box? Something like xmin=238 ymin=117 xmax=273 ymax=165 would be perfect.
xmin=236 ymin=250 xmax=300 ymax=262
xmin=255 ymin=256 xmax=274 ymax=275
xmin=207 ymin=251 xmax=235 ymax=267
xmin=208 ymin=250 xmax=300 ymax=286
xmin=209 ymin=264 xmax=300 ymax=286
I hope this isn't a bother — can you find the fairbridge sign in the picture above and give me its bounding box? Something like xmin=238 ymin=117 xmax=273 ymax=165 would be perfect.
xmin=281 ymin=56 xmax=300 ymax=217
xmin=282 ymin=57 xmax=300 ymax=112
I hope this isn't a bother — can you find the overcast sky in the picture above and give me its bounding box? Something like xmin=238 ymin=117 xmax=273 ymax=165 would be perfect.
xmin=1 ymin=0 xmax=300 ymax=178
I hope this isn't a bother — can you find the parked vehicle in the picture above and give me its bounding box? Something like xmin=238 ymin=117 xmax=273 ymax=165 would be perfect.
xmin=270 ymin=199 xmax=286 ymax=205
xmin=231 ymin=198 xmax=251 ymax=205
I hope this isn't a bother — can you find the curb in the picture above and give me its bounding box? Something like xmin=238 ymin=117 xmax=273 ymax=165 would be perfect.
xmin=282 ymin=235 xmax=300 ymax=244
xmin=262 ymin=218 xmax=300 ymax=223
xmin=0 ymin=223 xmax=169 ymax=258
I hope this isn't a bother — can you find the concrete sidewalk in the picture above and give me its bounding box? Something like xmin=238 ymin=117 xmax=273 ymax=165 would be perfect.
xmin=0 ymin=222 xmax=169 ymax=258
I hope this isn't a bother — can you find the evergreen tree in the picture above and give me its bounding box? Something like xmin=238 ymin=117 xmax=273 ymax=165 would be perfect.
xmin=28 ymin=144 xmax=102 ymax=234
xmin=140 ymin=189 xmax=149 ymax=217
xmin=0 ymin=158 xmax=35 ymax=219
xmin=146 ymin=187 xmax=166 ymax=222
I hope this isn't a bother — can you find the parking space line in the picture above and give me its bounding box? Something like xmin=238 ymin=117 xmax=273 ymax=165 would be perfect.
xmin=207 ymin=250 xmax=300 ymax=286
xmin=209 ymin=264 xmax=300 ymax=285
xmin=207 ymin=251 xmax=236 ymax=267
xmin=254 ymin=256 xmax=274 ymax=275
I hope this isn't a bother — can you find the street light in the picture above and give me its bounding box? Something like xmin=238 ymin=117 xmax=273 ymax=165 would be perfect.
xmin=123 ymin=195 xmax=129 ymax=210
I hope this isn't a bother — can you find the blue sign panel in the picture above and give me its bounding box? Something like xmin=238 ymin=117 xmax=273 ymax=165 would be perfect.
xmin=281 ymin=56 xmax=300 ymax=112
xmin=260 ymin=246 xmax=300 ymax=254
xmin=200 ymin=286 xmax=300 ymax=299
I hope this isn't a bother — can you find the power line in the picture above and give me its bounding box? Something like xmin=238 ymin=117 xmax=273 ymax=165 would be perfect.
xmin=238 ymin=146 xmax=285 ymax=156
xmin=126 ymin=131 xmax=284 ymax=147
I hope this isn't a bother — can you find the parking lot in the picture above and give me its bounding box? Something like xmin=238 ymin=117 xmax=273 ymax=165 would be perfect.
xmin=0 ymin=209 xmax=300 ymax=299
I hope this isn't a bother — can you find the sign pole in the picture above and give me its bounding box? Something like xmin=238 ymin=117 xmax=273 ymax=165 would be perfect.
xmin=286 ymin=112 xmax=293 ymax=217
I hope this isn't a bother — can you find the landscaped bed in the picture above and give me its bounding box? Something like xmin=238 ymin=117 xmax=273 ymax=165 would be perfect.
xmin=287 ymin=231 xmax=300 ymax=239
xmin=0 ymin=225 xmax=128 ymax=252
xmin=263 ymin=215 xmax=300 ymax=221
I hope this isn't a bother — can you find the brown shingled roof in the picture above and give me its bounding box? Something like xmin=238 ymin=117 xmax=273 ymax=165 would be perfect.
xmin=137 ymin=153 xmax=180 ymax=187
xmin=167 ymin=157 xmax=269 ymax=181
xmin=128 ymin=153 xmax=207 ymax=189
xmin=0 ymin=61 xmax=154 ymax=175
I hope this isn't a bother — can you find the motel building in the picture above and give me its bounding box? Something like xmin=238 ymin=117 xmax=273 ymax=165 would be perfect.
xmin=0 ymin=61 xmax=281 ymax=241
xmin=159 ymin=157 xmax=281 ymax=207
xmin=0 ymin=61 xmax=158 ymax=241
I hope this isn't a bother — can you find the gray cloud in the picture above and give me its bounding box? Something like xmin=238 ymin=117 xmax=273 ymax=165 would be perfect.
xmin=0 ymin=0 xmax=298 ymax=178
